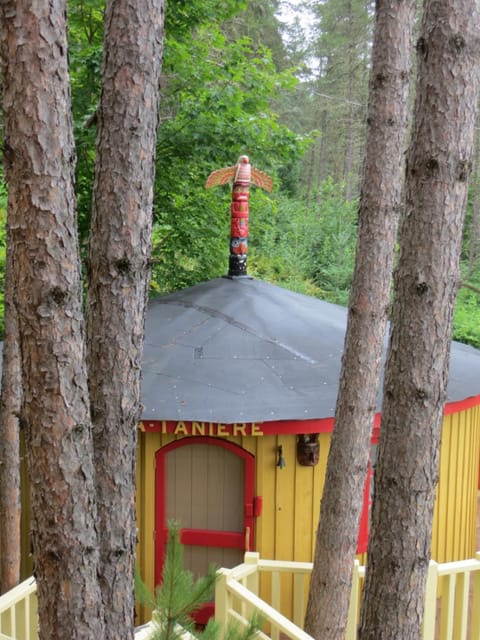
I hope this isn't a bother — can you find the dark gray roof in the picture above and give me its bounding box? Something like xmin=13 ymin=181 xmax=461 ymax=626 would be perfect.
xmin=141 ymin=277 xmax=480 ymax=423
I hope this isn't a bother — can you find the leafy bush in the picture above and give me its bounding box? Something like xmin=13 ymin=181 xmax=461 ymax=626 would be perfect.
xmin=453 ymin=284 xmax=480 ymax=348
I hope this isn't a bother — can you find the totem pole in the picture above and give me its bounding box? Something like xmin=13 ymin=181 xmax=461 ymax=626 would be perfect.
xmin=206 ymin=155 xmax=273 ymax=277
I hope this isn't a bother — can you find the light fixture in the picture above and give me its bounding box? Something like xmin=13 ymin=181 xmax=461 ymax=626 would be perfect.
xmin=277 ymin=445 xmax=286 ymax=469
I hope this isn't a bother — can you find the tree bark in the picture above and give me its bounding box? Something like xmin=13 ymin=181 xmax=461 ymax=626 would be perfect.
xmin=0 ymin=224 xmax=22 ymax=594
xmin=86 ymin=1 xmax=164 ymax=636
xmin=317 ymin=109 xmax=328 ymax=195
xmin=0 ymin=3 xmax=104 ymax=638
xmin=359 ymin=1 xmax=480 ymax=637
xmin=304 ymin=2 xmax=416 ymax=638
xmin=343 ymin=1 xmax=357 ymax=202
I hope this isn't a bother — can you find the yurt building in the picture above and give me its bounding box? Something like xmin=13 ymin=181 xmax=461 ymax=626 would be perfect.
xmin=135 ymin=275 xmax=480 ymax=619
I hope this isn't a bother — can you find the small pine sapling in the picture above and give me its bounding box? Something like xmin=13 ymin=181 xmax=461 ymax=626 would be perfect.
xmin=136 ymin=521 xmax=262 ymax=640
xmin=136 ymin=521 xmax=217 ymax=640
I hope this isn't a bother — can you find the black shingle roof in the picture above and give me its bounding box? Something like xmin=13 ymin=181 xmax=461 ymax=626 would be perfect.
xmin=141 ymin=277 xmax=480 ymax=423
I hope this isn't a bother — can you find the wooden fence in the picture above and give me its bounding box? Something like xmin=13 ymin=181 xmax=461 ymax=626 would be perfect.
xmin=215 ymin=552 xmax=480 ymax=640
xmin=0 ymin=578 xmax=37 ymax=640
xmin=1 ymin=551 xmax=479 ymax=639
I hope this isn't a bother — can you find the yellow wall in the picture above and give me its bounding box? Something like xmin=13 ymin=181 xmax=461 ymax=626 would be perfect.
xmin=15 ymin=404 xmax=479 ymax=622
xmin=135 ymin=430 xmax=330 ymax=620
xmin=431 ymin=404 xmax=480 ymax=562
xmin=135 ymin=406 xmax=480 ymax=621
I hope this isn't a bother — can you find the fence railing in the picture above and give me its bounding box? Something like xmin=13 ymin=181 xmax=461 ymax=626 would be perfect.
xmin=0 ymin=580 xmax=156 ymax=640
xmin=423 ymin=554 xmax=480 ymax=640
xmin=215 ymin=551 xmax=480 ymax=640
xmin=0 ymin=577 xmax=37 ymax=640
xmin=1 ymin=551 xmax=479 ymax=639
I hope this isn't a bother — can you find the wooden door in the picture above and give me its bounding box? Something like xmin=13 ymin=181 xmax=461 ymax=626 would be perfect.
xmin=155 ymin=437 xmax=255 ymax=589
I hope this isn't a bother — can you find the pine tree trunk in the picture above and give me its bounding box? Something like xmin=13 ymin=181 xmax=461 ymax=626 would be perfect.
xmin=317 ymin=109 xmax=328 ymax=192
xmin=343 ymin=3 xmax=357 ymax=202
xmin=0 ymin=2 xmax=104 ymax=638
xmin=359 ymin=1 xmax=480 ymax=637
xmin=86 ymin=1 xmax=164 ymax=636
xmin=0 ymin=228 xmax=22 ymax=594
xmin=304 ymin=2 xmax=416 ymax=638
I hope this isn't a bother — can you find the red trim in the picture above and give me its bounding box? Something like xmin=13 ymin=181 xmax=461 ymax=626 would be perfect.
xmin=256 ymin=418 xmax=335 ymax=434
xmin=356 ymin=463 xmax=372 ymax=554
xmin=155 ymin=437 xmax=255 ymax=588
xmin=142 ymin=395 xmax=480 ymax=438
xmin=143 ymin=418 xmax=336 ymax=436
xmin=193 ymin=603 xmax=215 ymax=626
xmin=443 ymin=394 xmax=480 ymax=415
xmin=180 ymin=529 xmax=244 ymax=549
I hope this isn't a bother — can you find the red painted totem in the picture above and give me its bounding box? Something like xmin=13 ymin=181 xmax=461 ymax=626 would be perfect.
xmin=206 ymin=155 xmax=273 ymax=277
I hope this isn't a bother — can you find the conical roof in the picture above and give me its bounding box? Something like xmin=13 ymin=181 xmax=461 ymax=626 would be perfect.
xmin=141 ymin=277 xmax=480 ymax=423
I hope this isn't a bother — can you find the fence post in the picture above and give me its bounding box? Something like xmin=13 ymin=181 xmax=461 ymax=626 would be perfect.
xmin=471 ymin=552 xmax=480 ymax=640
xmin=215 ymin=569 xmax=231 ymax=640
xmin=422 ymin=560 xmax=438 ymax=640
xmin=244 ymin=552 xmax=260 ymax=596
xmin=345 ymin=560 xmax=361 ymax=640
xmin=293 ymin=572 xmax=306 ymax=628
xmin=453 ymin=566 xmax=471 ymax=640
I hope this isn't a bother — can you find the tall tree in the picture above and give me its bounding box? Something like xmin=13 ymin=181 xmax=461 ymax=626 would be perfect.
xmin=0 ymin=2 xmax=104 ymax=638
xmin=304 ymin=1 xmax=416 ymax=638
xmin=359 ymin=0 xmax=480 ymax=637
xmin=151 ymin=21 xmax=302 ymax=293
xmin=86 ymin=0 xmax=164 ymax=636
xmin=0 ymin=224 xmax=21 ymax=594
xmin=308 ymin=0 xmax=372 ymax=196
xmin=342 ymin=0 xmax=363 ymax=201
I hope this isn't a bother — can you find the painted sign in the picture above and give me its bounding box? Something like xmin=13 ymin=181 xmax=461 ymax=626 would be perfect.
xmin=139 ymin=420 xmax=264 ymax=437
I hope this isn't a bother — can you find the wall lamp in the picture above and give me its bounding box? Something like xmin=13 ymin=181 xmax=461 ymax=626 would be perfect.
xmin=276 ymin=445 xmax=286 ymax=469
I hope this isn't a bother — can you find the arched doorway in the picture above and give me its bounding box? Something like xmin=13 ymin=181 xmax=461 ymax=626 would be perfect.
xmin=155 ymin=437 xmax=255 ymax=588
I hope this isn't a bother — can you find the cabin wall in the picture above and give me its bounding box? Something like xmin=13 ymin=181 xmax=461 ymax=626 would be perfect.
xmin=431 ymin=404 xmax=480 ymax=562
xmin=14 ymin=404 xmax=479 ymax=623
xmin=135 ymin=430 xmax=330 ymax=620
xmin=136 ymin=405 xmax=480 ymax=622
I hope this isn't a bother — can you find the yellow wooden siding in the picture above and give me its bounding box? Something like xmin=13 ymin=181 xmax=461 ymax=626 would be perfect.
xmin=431 ymin=404 xmax=480 ymax=562
xmin=136 ymin=406 xmax=479 ymax=623
xmin=135 ymin=431 xmax=329 ymax=621
xmin=10 ymin=400 xmax=477 ymax=629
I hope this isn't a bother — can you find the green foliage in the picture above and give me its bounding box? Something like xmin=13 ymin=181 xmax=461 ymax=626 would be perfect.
xmin=2 ymin=0 xmax=478 ymax=351
xmin=151 ymin=16 xmax=307 ymax=293
xmin=248 ymin=193 xmax=321 ymax=295
xmin=165 ymin=0 xmax=247 ymax=41
xmin=66 ymin=0 xmax=307 ymax=293
xmin=136 ymin=522 xmax=218 ymax=640
xmin=223 ymin=0 xmax=291 ymax=72
xmin=453 ymin=283 xmax=480 ymax=349
xmin=249 ymin=178 xmax=357 ymax=303
xmin=136 ymin=522 xmax=262 ymax=640
xmin=68 ymin=0 xmax=104 ymax=244
xmin=307 ymin=179 xmax=358 ymax=304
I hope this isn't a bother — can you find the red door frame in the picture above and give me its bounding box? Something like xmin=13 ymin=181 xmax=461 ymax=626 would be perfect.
xmin=154 ymin=436 xmax=256 ymax=587
xmin=356 ymin=462 xmax=372 ymax=554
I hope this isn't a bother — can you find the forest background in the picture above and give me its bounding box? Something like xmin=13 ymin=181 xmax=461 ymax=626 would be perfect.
xmin=1 ymin=0 xmax=479 ymax=347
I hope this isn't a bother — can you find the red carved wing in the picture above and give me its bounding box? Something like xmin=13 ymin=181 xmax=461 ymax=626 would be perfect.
xmin=205 ymin=166 xmax=236 ymax=189
xmin=251 ymin=167 xmax=273 ymax=192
